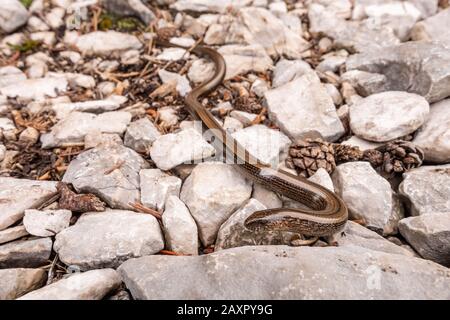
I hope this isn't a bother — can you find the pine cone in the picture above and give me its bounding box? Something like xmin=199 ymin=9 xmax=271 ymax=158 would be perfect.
xmin=286 ymin=138 xmax=336 ymax=177
xmin=334 ymin=144 xmax=364 ymax=164
xmin=374 ymin=140 xmax=424 ymax=174
xmin=362 ymin=149 xmax=384 ymax=168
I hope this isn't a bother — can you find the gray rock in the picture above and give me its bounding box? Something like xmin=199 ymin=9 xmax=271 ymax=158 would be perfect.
xmin=140 ymin=169 xmax=182 ymax=211
xmin=188 ymin=58 xmax=215 ymax=84
xmin=308 ymin=168 xmax=334 ymax=192
xmin=0 ymin=238 xmax=52 ymax=268
xmin=54 ymin=210 xmax=164 ymax=270
xmin=332 ymin=162 xmax=403 ymax=235
xmin=180 ymin=162 xmax=252 ymax=246
xmin=272 ymin=59 xmax=312 ymax=88
xmin=52 ymin=96 xmax=127 ymax=119
xmin=349 ymin=91 xmax=429 ymax=142
xmin=399 ymin=212 xmax=450 ymax=266
xmin=342 ymin=135 xmax=382 ymax=151
xmin=0 ymin=0 xmax=29 ymax=33
xmin=75 ymin=31 xmax=143 ymax=56
xmin=0 ymin=178 xmax=57 ymax=231
xmin=0 ymin=268 xmax=46 ymax=300
xmin=171 ymin=0 xmax=253 ymax=13
xmin=23 ymin=209 xmax=71 ymax=237
xmin=119 ymin=245 xmax=450 ymax=299
xmin=399 ymin=165 xmax=450 ymax=216
xmin=0 ymin=226 xmax=29 ymax=245
xmin=18 ymin=269 xmax=121 ymax=300
xmin=0 ymin=144 xmax=5 ymax=162
xmin=102 ymin=0 xmax=156 ymax=24
xmin=41 ymin=111 xmax=131 ymax=148
xmin=158 ymin=69 xmax=192 ymax=97
xmin=229 ymin=110 xmax=257 ymax=126
xmin=413 ymin=99 xmax=450 ymax=163
xmin=341 ymin=70 xmax=388 ymax=97
xmin=223 ymin=116 xmax=244 ymax=133
xmin=252 ymin=183 xmax=282 ymax=209
xmin=216 ymin=199 xmax=298 ymax=250
xmin=238 ymin=7 xmax=310 ymax=59
xmin=156 ymin=47 xmax=188 ymax=61
xmin=309 ymin=3 xmax=400 ymax=53
xmin=346 ymin=41 xmax=450 ymax=103
xmin=265 ymin=72 xmax=345 ymax=141
xmin=0 ymin=66 xmax=27 ymax=88
xmin=84 ymin=132 xmax=123 ymax=149
xmin=411 ymin=8 xmax=450 ymax=43
xmin=162 ymin=196 xmax=199 ymax=255
xmin=231 ymin=125 xmax=291 ymax=167
xmin=62 ymin=144 xmax=148 ymax=210
xmin=339 ymin=221 xmax=414 ymax=257
xmin=150 ymin=128 xmax=215 ymax=171
xmin=0 ymin=78 xmax=68 ymax=102
xmin=124 ymin=117 xmax=161 ymax=153
xmin=218 ymin=44 xmax=273 ymax=80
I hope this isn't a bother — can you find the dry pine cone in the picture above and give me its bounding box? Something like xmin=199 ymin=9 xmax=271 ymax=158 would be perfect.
xmin=333 ymin=144 xmax=364 ymax=164
xmin=286 ymin=138 xmax=336 ymax=177
xmin=374 ymin=140 xmax=424 ymax=174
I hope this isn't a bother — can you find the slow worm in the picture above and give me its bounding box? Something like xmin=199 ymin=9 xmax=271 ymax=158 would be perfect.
xmin=157 ymin=40 xmax=348 ymax=244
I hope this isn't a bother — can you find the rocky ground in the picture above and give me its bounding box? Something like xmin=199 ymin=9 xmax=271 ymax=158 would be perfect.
xmin=1 ymin=0 xmax=450 ymax=300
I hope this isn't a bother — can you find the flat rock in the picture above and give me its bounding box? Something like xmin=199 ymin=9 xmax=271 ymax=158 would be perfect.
xmin=0 ymin=178 xmax=57 ymax=231
xmin=231 ymin=125 xmax=291 ymax=167
xmin=162 ymin=196 xmax=199 ymax=256
xmin=413 ymin=99 xmax=450 ymax=163
xmin=411 ymin=8 xmax=450 ymax=43
xmin=18 ymin=269 xmax=121 ymax=300
xmin=150 ymin=128 xmax=215 ymax=171
xmin=342 ymin=135 xmax=382 ymax=151
xmin=23 ymin=209 xmax=71 ymax=237
xmin=52 ymin=96 xmax=127 ymax=119
xmin=0 ymin=226 xmax=28 ymax=245
xmin=0 ymin=268 xmax=46 ymax=300
xmin=238 ymin=7 xmax=310 ymax=59
xmin=349 ymin=91 xmax=429 ymax=142
xmin=140 ymin=169 xmax=182 ymax=211
xmin=218 ymin=44 xmax=273 ymax=80
xmin=74 ymin=31 xmax=143 ymax=56
xmin=309 ymin=3 xmax=400 ymax=53
xmin=124 ymin=117 xmax=161 ymax=153
xmin=216 ymin=199 xmax=297 ymax=250
xmin=339 ymin=221 xmax=414 ymax=257
xmin=118 ymin=245 xmax=450 ymax=299
xmin=0 ymin=0 xmax=29 ymax=33
xmin=272 ymin=59 xmax=312 ymax=88
xmin=265 ymin=72 xmax=344 ymax=142
xmin=0 ymin=238 xmax=52 ymax=268
xmin=62 ymin=143 xmax=148 ymax=209
xmin=399 ymin=212 xmax=450 ymax=266
xmin=0 ymin=66 xmax=27 ymax=88
xmin=399 ymin=165 xmax=450 ymax=216
xmin=171 ymin=0 xmax=253 ymax=13
xmin=54 ymin=210 xmax=164 ymax=270
xmin=180 ymin=162 xmax=252 ymax=246
xmin=156 ymin=47 xmax=188 ymax=61
xmin=0 ymin=78 xmax=68 ymax=102
xmin=346 ymin=41 xmax=450 ymax=103
xmin=332 ymin=162 xmax=403 ymax=235
xmin=41 ymin=111 xmax=131 ymax=148
xmin=252 ymin=183 xmax=282 ymax=209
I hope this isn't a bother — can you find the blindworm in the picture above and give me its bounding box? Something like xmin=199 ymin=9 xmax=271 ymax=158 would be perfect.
xmin=157 ymin=40 xmax=348 ymax=245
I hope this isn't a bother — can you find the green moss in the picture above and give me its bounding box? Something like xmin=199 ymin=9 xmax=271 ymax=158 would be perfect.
xmin=117 ymin=17 xmax=142 ymax=32
xmin=98 ymin=13 xmax=143 ymax=32
xmin=20 ymin=0 xmax=33 ymax=8
xmin=8 ymin=39 xmax=41 ymax=53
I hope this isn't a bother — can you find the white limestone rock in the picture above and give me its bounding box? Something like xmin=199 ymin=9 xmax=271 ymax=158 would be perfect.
xmin=140 ymin=169 xmax=182 ymax=211
xmin=23 ymin=209 xmax=72 ymax=237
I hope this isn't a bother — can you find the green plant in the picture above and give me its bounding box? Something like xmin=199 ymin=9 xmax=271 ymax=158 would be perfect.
xmin=8 ymin=39 xmax=41 ymax=53
xmin=20 ymin=0 xmax=33 ymax=9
